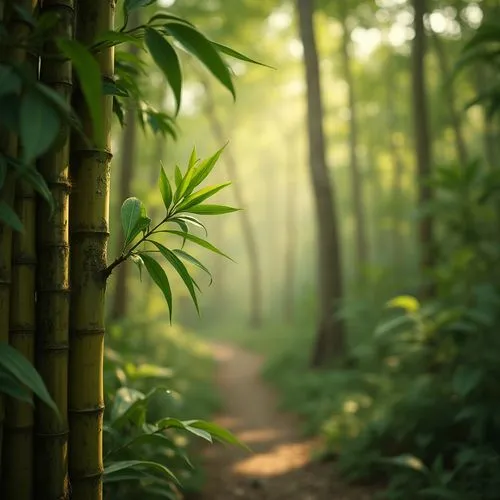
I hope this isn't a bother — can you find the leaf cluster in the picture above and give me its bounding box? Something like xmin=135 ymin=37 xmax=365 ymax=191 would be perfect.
xmin=102 ymin=324 xmax=248 ymax=499
xmin=0 ymin=0 xmax=264 ymax=231
xmin=112 ymin=146 xmax=238 ymax=321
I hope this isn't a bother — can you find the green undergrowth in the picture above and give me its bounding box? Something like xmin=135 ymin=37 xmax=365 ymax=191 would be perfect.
xmin=211 ymin=160 xmax=500 ymax=500
xmin=103 ymin=317 xmax=223 ymax=498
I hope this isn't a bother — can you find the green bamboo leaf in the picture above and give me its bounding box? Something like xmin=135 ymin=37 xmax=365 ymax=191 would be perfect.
xmin=188 ymin=146 xmax=198 ymax=169
xmin=57 ymin=38 xmax=104 ymax=144
xmin=139 ymin=253 xmax=172 ymax=321
xmin=161 ymin=230 xmax=232 ymax=260
xmin=0 ymin=201 xmax=23 ymax=232
xmin=123 ymin=0 xmax=156 ymax=16
xmin=0 ymin=64 xmax=21 ymax=97
xmin=190 ymin=145 xmax=226 ymax=189
xmin=113 ymin=97 xmax=125 ymax=126
xmin=20 ymin=87 xmax=61 ymax=163
xmin=164 ymin=22 xmax=235 ymax=99
xmin=167 ymin=218 xmax=188 ymax=248
xmin=150 ymin=241 xmax=199 ymax=313
xmin=148 ymin=12 xmax=194 ymax=27
xmin=145 ymin=28 xmax=182 ymax=114
xmin=210 ymin=41 xmax=274 ymax=69
xmin=177 ymin=182 xmax=231 ymax=212
xmin=187 ymin=204 xmax=239 ymax=215
xmin=172 ymin=215 xmax=207 ymax=236
xmin=92 ymin=30 xmax=141 ymax=51
xmin=185 ymin=420 xmax=250 ymax=450
xmin=34 ymin=81 xmax=82 ymax=133
xmin=19 ymin=164 xmax=54 ymax=211
xmin=173 ymin=249 xmax=212 ymax=284
xmin=0 ymin=342 xmax=59 ymax=415
xmin=173 ymin=166 xmax=195 ymax=203
xmin=103 ymin=460 xmax=179 ymax=485
xmin=174 ymin=165 xmax=182 ymax=188
xmin=156 ymin=417 xmax=212 ymax=442
xmin=101 ymin=471 xmax=147 ymax=483
xmin=0 ymin=368 xmax=33 ymax=404
xmin=6 ymin=156 xmax=53 ymax=212
xmin=168 ymin=218 xmax=188 ymax=233
xmin=110 ymin=386 xmax=145 ymax=422
xmin=158 ymin=164 xmax=173 ymax=211
xmin=121 ymin=197 xmax=149 ymax=247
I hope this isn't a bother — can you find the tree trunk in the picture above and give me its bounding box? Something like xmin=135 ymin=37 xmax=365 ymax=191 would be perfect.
xmin=411 ymin=0 xmax=434 ymax=295
xmin=0 ymin=0 xmax=36 ymax=486
xmin=110 ymin=13 xmax=139 ymax=322
xmin=296 ymin=0 xmax=346 ymax=366
xmin=33 ymin=2 xmax=73 ymax=498
xmin=340 ymin=15 xmax=368 ymax=276
xmin=69 ymin=1 xmax=114 ymax=498
xmin=201 ymin=79 xmax=263 ymax=329
xmin=431 ymin=31 xmax=468 ymax=166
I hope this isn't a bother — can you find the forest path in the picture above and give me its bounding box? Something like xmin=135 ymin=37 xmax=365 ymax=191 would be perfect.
xmin=197 ymin=342 xmax=374 ymax=500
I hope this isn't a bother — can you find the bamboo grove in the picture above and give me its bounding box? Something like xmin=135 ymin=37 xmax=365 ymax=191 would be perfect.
xmin=0 ymin=0 xmax=257 ymax=498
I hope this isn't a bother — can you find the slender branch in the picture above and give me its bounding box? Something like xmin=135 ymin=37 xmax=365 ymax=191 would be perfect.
xmin=101 ymin=216 xmax=167 ymax=280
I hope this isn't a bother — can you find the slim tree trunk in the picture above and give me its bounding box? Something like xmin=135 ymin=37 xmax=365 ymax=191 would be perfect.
xmin=431 ymin=31 xmax=468 ymax=166
xmin=412 ymin=0 xmax=434 ymax=294
xmin=296 ymin=0 xmax=346 ymax=366
xmin=110 ymin=13 xmax=139 ymax=321
xmin=0 ymin=0 xmax=35 ymax=481
xmin=340 ymin=15 xmax=368 ymax=275
xmin=69 ymin=1 xmax=114 ymax=498
xmin=34 ymin=1 xmax=72 ymax=497
xmin=201 ymin=80 xmax=263 ymax=328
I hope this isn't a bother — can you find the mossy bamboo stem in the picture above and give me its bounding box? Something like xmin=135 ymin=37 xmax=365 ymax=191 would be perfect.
xmin=69 ymin=1 xmax=114 ymax=498
xmin=2 ymin=181 xmax=36 ymax=500
xmin=0 ymin=0 xmax=36 ymax=482
xmin=34 ymin=1 xmax=73 ymax=498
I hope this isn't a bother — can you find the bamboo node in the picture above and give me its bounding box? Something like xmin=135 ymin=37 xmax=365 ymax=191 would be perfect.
xmin=70 ymin=328 xmax=105 ymax=337
xmin=68 ymin=405 xmax=105 ymax=415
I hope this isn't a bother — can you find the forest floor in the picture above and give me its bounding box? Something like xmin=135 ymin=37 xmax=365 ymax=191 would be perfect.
xmin=195 ymin=343 xmax=376 ymax=500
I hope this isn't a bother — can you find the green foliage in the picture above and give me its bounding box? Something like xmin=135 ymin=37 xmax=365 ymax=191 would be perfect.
xmin=0 ymin=1 xmax=262 ymax=231
xmin=457 ymin=20 xmax=500 ymax=119
xmin=103 ymin=319 xmax=235 ymax=498
xmin=0 ymin=342 xmax=58 ymax=415
xmin=110 ymin=146 xmax=238 ymax=320
xmin=253 ymin=157 xmax=500 ymax=500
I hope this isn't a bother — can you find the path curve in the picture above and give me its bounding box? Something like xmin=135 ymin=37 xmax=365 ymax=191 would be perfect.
xmin=197 ymin=343 xmax=374 ymax=500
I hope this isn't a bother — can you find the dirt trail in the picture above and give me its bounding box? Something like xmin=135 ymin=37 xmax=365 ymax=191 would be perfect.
xmin=198 ymin=343 xmax=374 ymax=500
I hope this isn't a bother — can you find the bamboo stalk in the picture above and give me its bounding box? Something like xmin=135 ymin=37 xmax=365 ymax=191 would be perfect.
xmin=0 ymin=0 xmax=36 ymax=483
xmin=3 ymin=181 xmax=36 ymax=500
xmin=69 ymin=0 xmax=114 ymax=498
xmin=34 ymin=1 xmax=73 ymax=497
